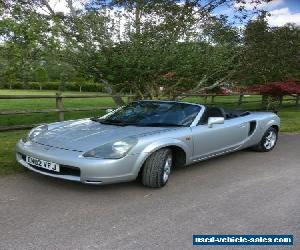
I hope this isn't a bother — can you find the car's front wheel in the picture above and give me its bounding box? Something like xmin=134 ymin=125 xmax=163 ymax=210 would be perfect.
xmin=142 ymin=148 xmax=172 ymax=188
xmin=253 ymin=127 xmax=278 ymax=152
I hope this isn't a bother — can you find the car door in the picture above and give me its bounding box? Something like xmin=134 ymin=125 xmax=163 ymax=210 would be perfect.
xmin=191 ymin=108 xmax=249 ymax=160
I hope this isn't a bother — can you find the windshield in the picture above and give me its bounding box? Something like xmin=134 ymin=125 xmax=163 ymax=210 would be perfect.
xmin=100 ymin=101 xmax=201 ymax=127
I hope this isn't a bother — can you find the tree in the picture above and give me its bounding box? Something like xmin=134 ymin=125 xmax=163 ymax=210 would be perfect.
xmin=1 ymin=0 xmax=281 ymax=103
xmin=80 ymin=0 xmax=254 ymax=99
xmin=239 ymin=13 xmax=300 ymax=85
xmin=39 ymin=0 xmax=270 ymax=101
xmin=246 ymin=81 xmax=300 ymax=110
xmin=34 ymin=67 xmax=48 ymax=89
xmin=0 ymin=1 xmax=52 ymax=83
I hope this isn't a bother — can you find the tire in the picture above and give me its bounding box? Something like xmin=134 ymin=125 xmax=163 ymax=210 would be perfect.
xmin=142 ymin=148 xmax=172 ymax=188
xmin=252 ymin=127 xmax=278 ymax=152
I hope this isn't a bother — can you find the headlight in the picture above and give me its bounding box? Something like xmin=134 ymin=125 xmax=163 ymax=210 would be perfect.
xmin=83 ymin=137 xmax=138 ymax=159
xmin=22 ymin=125 xmax=48 ymax=142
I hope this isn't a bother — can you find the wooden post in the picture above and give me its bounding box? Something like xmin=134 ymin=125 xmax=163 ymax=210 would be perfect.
xmin=296 ymin=95 xmax=299 ymax=106
xmin=279 ymin=96 xmax=283 ymax=107
xmin=261 ymin=95 xmax=267 ymax=109
xmin=56 ymin=93 xmax=64 ymax=121
xmin=211 ymin=95 xmax=215 ymax=104
xmin=238 ymin=94 xmax=243 ymax=107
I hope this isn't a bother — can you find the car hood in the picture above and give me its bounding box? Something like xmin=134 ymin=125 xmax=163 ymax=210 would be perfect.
xmin=32 ymin=119 xmax=172 ymax=152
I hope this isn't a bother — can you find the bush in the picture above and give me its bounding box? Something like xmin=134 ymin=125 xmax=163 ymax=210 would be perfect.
xmin=27 ymin=82 xmax=42 ymax=90
xmin=0 ymin=82 xmax=104 ymax=92
xmin=246 ymin=81 xmax=300 ymax=97
xmin=245 ymin=81 xmax=300 ymax=110
xmin=43 ymin=82 xmax=61 ymax=90
xmin=0 ymin=82 xmax=24 ymax=89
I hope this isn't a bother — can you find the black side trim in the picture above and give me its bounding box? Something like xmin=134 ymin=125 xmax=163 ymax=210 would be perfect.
xmin=249 ymin=121 xmax=257 ymax=136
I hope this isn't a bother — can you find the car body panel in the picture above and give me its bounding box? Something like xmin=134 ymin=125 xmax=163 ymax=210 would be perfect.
xmin=191 ymin=118 xmax=249 ymax=160
xmin=16 ymin=140 xmax=148 ymax=184
xmin=32 ymin=118 xmax=172 ymax=152
xmin=16 ymin=102 xmax=280 ymax=185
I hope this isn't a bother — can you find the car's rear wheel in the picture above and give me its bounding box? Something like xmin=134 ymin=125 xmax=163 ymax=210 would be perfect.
xmin=253 ymin=127 xmax=278 ymax=152
xmin=142 ymin=148 xmax=172 ymax=188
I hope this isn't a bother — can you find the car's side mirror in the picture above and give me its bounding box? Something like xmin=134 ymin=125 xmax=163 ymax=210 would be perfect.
xmin=106 ymin=108 xmax=114 ymax=114
xmin=208 ymin=117 xmax=224 ymax=128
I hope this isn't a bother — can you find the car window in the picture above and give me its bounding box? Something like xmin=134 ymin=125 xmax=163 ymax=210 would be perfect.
xmin=198 ymin=107 xmax=224 ymax=125
xmin=106 ymin=101 xmax=201 ymax=126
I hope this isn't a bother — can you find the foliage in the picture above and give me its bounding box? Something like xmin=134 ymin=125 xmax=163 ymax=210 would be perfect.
xmin=237 ymin=13 xmax=300 ymax=85
xmin=0 ymin=81 xmax=104 ymax=92
xmin=245 ymin=81 xmax=300 ymax=110
xmin=246 ymin=81 xmax=300 ymax=97
xmin=0 ymin=1 xmax=299 ymax=103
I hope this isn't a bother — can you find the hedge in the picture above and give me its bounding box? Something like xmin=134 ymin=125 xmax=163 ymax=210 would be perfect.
xmin=0 ymin=82 xmax=104 ymax=92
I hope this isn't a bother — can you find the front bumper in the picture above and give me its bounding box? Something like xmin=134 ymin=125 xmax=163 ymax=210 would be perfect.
xmin=16 ymin=140 xmax=148 ymax=185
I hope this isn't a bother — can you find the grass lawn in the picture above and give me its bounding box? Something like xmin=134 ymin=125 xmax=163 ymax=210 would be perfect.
xmin=277 ymin=106 xmax=300 ymax=132
xmin=0 ymin=89 xmax=299 ymax=175
xmin=0 ymin=130 xmax=28 ymax=175
xmin=0 ymin=89 xmax=126 ymax=127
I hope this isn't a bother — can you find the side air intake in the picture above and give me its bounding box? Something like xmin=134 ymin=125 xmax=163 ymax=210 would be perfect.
xmin=248 ymin=121 xmax=257 ymax=136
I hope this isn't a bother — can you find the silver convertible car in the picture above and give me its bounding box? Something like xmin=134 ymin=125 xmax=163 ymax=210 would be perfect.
xmin=16 ymin=100 xmax=280 ymax=188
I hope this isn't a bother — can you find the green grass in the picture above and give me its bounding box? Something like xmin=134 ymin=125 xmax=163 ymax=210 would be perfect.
xmin=0 ymin=89 xmax=299 ymax=176
xmin=0 ymin=90 xmax=299 ymax=132
xmin=0 ymin=90 xmax=123 ymax=175
xmin=0 ymin=89 xmax=126 ymax=127
xmin=0 ymin=130 xmax=28 ymax=175
xmin=277 ymin=107 xmax=300 ymax=132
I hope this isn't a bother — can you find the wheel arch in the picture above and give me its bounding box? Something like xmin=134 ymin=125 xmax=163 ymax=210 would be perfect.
xmin=135 ymin=140 xmax=188 ymax=178
xmin=262 ymin=116 xmax=280 ymax=135
xmin=271 ymin=124 xmax=279 ymax=132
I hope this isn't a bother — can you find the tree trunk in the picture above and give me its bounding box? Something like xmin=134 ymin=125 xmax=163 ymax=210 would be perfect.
xmin=135 ymin=1 xmax=141 ymax=35
xmin=261 ymin=95 xmax=268 ymax=109
xmin=101 ymin=80 xmax=125 ymax=106
xmin=66 ymin=0 xmax=76 ymax=17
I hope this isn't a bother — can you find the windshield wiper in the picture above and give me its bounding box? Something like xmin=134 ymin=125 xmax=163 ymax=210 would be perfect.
xmin=91 ymin=118 xmax=133 ymax=126
xmin=136 ymin=123 xmax=187 ymax=127
xmin=90 ymin=117 xmax=101 ymax=122
xmin=91 ymin=118 xmax=186 ymax=127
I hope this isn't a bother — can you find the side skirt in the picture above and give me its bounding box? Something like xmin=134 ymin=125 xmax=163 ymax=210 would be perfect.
xmin=191 ymin=145 xmax=241 ymax=163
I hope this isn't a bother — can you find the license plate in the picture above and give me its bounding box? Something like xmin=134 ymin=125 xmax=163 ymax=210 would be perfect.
xmin=25 ymin=156 xmax=60 ymax=172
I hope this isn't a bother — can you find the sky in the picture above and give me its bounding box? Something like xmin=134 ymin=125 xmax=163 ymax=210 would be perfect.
xmin=213 ymin=0 xmax=300 ymax=26
xmin=46 ymin=0 xmax=300 ymax=27
xmin=265 ymin=0 xmax=300 ymax=26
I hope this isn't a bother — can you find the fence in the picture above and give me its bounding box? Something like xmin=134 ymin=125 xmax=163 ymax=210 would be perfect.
xmin=0 ymin=93 xmax=133 ymax=131
xmin=0 ymin=93 xmax=299 ymax=132
xmin=181 ymin=93 xmax=299 ymax=107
